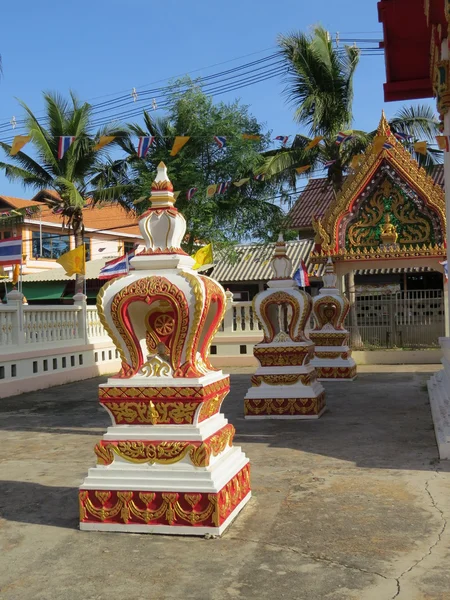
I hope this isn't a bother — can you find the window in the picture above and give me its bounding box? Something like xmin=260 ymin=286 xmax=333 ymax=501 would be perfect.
xmin=124 ymin=241 xmax=135 ymax=254
xmin=32 ymin=232 xmax=70 ymax=259
xmin=0 ymin=231 xmax=11 ymax=240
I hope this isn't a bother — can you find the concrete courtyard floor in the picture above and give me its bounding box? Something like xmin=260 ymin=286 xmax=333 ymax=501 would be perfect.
xmin=1 ymin=365 xmax=450 ymax=600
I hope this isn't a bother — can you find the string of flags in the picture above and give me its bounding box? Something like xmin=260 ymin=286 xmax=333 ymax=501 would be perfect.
xmin=8 ymin=128 xmax=444 ymax=162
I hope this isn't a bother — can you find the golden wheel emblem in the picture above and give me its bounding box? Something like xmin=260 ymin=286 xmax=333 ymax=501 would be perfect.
xmin=154 ymin=314 xmax=175 ymax=335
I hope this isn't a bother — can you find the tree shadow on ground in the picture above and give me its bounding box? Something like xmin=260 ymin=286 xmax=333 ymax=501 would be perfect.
xmin=0 ymin=480 xmax=79 ymax=530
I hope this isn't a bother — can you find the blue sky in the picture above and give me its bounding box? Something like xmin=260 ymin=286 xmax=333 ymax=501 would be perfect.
xmin=0 ymin=0 xmax=434 ymax=198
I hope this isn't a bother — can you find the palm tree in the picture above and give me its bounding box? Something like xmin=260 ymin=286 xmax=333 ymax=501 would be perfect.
xmin=0 ymin=92 xmax=130 ymax=294
xmin=263 ymin=26 xmax=442 ymax=193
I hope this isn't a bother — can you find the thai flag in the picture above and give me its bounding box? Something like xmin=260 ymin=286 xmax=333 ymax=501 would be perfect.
xmin=383 ymin=141 xmax=394 ymax=150
xmin=217 ymin=182 xmax=230 ymax=194
xmin=254 ymin=174 xmax=265 ymax=181
xmin=394 ymin=132 xmax=411 ymax=142
xmin=336 ymin=131 xmax=354 ymax=145
xmin=99 ymin=251 xmax=135 ymax=280
xmin=293 ymin=260 xmax=310 ymax=287
xmin=0 ymin=237 xmax=22 ymax=265
xmin=58 ymin=136 xmax=76 ymax=159
xmin=275 ymin=135 xmax=289 ymax=146
xmin=137 ymin=136 xmax=155 ymax=158
xmin=187 ymin=187 xmax=198 ymax=200
xmin=324 ymin=159 xmax=336 ymax=168
xmin=440 ymin=260 xmax=448 ymax=281
xmin=214 ymin=136 xmax=227 ymax=149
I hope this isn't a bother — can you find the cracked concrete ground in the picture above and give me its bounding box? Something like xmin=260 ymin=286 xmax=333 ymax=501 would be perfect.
xmin=1 ymin=365 xmax=450 ymax=600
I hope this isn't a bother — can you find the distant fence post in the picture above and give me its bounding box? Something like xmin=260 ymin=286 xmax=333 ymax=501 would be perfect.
xmin=6 ymin=289 xmax=24 ymax=347
xmin=73 ymin=293 xmax=88 ymax=344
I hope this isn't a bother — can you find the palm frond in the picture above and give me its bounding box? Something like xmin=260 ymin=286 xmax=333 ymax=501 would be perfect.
xmin=389 ymin=105 xmax=440 ymax=142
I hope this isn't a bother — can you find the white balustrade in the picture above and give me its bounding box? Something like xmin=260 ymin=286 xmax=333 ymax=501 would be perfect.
xmin=0 ymin=307 xmax=15 ymax=347
xmin=86 ymin=307 xmax=110 ymax=340
xmin=23 ymin=306 xmax=82 ymax=345
xmin=232 ymin=301 xmax=261 ymax=333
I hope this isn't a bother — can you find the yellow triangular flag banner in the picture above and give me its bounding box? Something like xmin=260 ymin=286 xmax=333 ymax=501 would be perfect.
xmin=170 ymin=136 xmax=190 ymax=156
xmin=414 ymin=141 xmax=428 ymax=155
xmin=12 ymin=264 xmax=20 ymax=285
xmin=10 ymin=135 xmax=32 ymax=156
xmin=191 ymin=244 xmax=213 ymax=269
xmin=206 ymin=184 xmax=218 ymax=198
xmin=242 ymin=134 xmax=261 ymax=141
xmin=94 ymin=136 xmax=116 ymax=151
xmin=373 ymin=135 xmax=388 ymax=154
xmin=234 ymin=178 xmax=250 ymax=187
xmin=173 ymin=191 xmax=180 ymax=200
xmin=296 ymin=165 xmax=311 ymax=174
xmin=56 ymin=245 xmax=86 ymax=276
xmin=305 ymin=136 xmax=323 ymax=150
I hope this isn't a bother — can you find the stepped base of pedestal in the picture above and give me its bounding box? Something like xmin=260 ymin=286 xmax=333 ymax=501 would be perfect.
xmin=427 ymin=343 xmax=450 ymax=459
xmin=311 ymin=355 xmax=357 ymax=381
xmin=244 ymin=392 xmax=326 ymax=419
xmin=79 ymin=448 xmax=250 ymax=535
xmin=79 ymin=491 xmax=251 ymax=535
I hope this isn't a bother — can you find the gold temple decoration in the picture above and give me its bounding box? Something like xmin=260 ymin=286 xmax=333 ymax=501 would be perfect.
xmin=380 ymin=214 xmax=398 ymax=245
xmin=312 ymin=112 xmax=446 ymax=261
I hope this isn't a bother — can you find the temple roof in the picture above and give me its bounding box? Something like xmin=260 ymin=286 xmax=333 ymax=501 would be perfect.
xmin=312 ymin=113 xmax=446 ymax=261
xmin=289 ymin=164 xmax=444 ymax=230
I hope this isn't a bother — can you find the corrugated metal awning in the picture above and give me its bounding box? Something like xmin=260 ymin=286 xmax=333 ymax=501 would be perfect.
xmin=210 ymin=240 xmax=322 ymax=283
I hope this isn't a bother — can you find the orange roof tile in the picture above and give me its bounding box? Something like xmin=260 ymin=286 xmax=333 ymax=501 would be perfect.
xmin=0 ymin=196 xmax=43 ymax=210
xmin=28 ymin=202 xmax=141 ymax=237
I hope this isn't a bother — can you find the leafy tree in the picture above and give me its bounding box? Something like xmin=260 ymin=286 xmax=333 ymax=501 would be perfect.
xmin=264 ymin=26 xmax=442 ymax=193
xmin=0 ymin=92 xmax=129 ymax=293
xmin=118 ymin=81 xmax=288 ymax=252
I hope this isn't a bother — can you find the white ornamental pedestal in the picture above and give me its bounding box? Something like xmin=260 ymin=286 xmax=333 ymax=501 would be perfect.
xmin=310 ymin=258 xmax=357 ymax=381
xmin=79 ymin=163 xmax=250 ymax=536
xmin=244 ymin=235 xmax=326 ymax=419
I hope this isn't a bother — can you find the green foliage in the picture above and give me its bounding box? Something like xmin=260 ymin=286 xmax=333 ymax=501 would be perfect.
xmin=122 ymin=80 xmax=287 ymax=251
xmin=0 ymin=92 xmax=131 ymax=226
xmin=266 ymin=25 xmax=443 ymax=192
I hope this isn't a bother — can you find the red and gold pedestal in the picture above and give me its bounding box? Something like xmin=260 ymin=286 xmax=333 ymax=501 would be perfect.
xmin=79 ymin=164 xmax=250 ymax=535
xmin=243 ymin=235 xmax=326 ymax=419
xmin=310 ymin=259 xmax=357 ymax=381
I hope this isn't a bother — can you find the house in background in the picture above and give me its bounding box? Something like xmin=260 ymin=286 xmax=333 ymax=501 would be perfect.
xmin=0 ymin=192 xmax=143 ymax=279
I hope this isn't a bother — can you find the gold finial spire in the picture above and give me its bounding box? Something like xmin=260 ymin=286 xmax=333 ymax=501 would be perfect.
xmin=377 ymin=110 xmax=391 ymax=136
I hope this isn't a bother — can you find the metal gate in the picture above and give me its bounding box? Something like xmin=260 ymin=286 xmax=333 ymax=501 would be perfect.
xmin=348 ymin=289 xmax=445 ymax=349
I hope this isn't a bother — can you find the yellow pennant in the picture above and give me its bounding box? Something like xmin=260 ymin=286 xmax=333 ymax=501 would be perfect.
xmin=373 ymin=135 xmax=388 ymax=154
xmin=414 ymin=141 xmax=428 ymax=155
xmin=191 ymin=243 xmax=213 ymax=269
xmin=94 ymin=135 xmax=116 ymax=151
xmin=242 ymin=134 xmax=261 ymax=141
xmin=305 ymin=136 xmax=323 ymax=150
xmin=436 ymin=136 xmax=449 ymax=150
xmin=12 ymin=264 xmax=20 ymax=285
xmin=206 ymin=184 xmax=218 ymax=198
xmin=296 ymin=165 xmax=311 ymax=174
xmin=233 ymin=178 xmax=250 ymax=187
xmin=173 ymin=191 xmax=180 ymax=200
xmin=170 ymin=136 xmax=190 ymax=156
xmin=10 ymin=135 xmax=32 ymax=156
xmin=56 ymin=244 xmax=86 ymax=276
